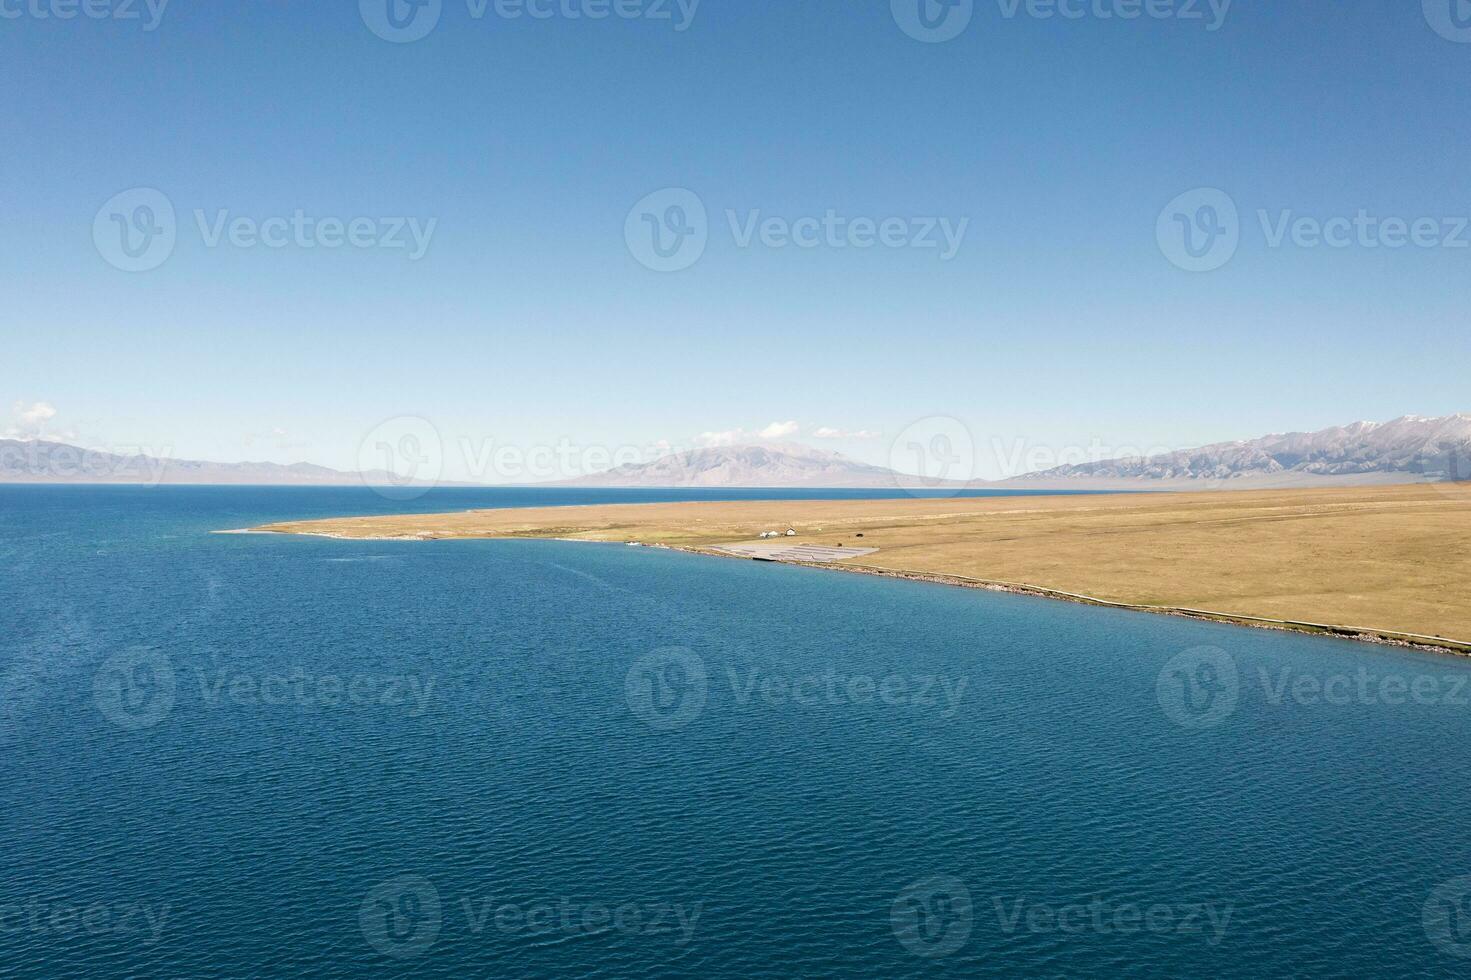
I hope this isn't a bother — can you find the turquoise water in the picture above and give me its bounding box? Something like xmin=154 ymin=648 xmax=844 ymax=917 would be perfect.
xmin=4 ymin=485 xmax=1471 ymax=977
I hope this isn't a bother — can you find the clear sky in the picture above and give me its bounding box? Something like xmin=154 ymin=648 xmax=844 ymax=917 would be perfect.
xmin=4 ymin=0 xmax=1469 ymax=481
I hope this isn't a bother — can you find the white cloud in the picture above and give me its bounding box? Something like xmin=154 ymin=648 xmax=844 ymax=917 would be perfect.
xmin=19 ymin=402 xmax=56 ymax=425
xmin=696 ymin=429 xmax=742 ymax=448
xmin=813 ymin=426 xmax=880 ymax=440
xmin=697 ymin=421 xmax=802 ymax=447
xmin=758 ymin=420 xmax=800 ymax=439
xmin=6 ymin=401 xmax=58 ymax=439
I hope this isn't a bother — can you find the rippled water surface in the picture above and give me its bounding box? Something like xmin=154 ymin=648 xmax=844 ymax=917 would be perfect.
xmin=4 ymin=485 xmax=1471 ymax=977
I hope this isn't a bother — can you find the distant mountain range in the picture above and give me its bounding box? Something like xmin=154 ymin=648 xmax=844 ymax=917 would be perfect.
xmin=552 ymin=443 xmax=908 ymax=488
xmin=1006 ymin=414 xmax=1471 ymax=489
xmin=0 ymin=439 xmax=437 ymax=487
xmin=5 ymin=415 xmax=1469 ymax=489
xmin=555 ymin=415 xmax=1471 ymax=489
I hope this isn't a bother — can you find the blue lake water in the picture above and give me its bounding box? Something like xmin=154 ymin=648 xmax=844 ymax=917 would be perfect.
xmin=3 ymin=485 xmax=1471 ymax=977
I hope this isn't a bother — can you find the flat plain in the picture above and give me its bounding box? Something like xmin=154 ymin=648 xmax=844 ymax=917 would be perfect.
xmin=253 ymin=483 xmax=1471 ymax=648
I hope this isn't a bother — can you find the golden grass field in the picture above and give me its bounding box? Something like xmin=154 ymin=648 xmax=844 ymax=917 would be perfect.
xmin=253 ymin=483 xmax=1471 ymax=650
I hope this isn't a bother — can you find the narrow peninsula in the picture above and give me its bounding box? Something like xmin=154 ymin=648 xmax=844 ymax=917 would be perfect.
xmin=248 ymin=483 xmax=1471 ymax=655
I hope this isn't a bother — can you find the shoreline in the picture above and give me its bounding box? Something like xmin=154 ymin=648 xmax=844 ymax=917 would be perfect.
xmin=234 ymin=483 xmax=1471 ymax=659
xmin=231 ymin=525 xmax=1471 ymax=659
xmin=675 ymin=545 xmax=1471 ymax=659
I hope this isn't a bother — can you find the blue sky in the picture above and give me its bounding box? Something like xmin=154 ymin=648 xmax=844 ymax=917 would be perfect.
xmin=3 ymin=0 xmax=1469 ymax=481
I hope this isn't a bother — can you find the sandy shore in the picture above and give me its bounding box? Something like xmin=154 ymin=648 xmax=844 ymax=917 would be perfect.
xmin=248 ymin=482 xmax=1471 ymax=655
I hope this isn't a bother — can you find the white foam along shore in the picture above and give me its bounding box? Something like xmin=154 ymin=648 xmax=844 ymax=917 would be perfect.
xmin=218 ymin=527 xmax=461 ymax=541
